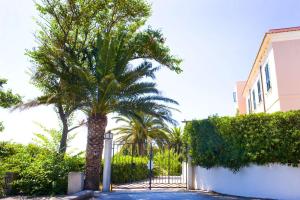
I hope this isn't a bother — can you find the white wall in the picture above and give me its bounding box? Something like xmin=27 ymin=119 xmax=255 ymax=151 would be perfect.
xmin=193 ymin=164 xmax=300 ymax=200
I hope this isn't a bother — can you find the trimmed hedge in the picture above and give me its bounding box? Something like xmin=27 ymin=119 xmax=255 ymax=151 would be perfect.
xmin=184 ymin=111 xmax=300 ymax=171
xmin=109 ymin=150 xmax=183 ymax=184
xmin=110 ymin=155 xmax=148 ymax=184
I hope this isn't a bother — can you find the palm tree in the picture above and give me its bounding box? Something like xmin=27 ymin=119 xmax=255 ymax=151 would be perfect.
xmin=167 ymin=127 xmax=183 ymax=154
xmin=113 ymin=114 xmax=172 ymax=156
xmin=60 ymin=29 xmax=181 ymax=189
xmin=28 ymin=0 xmax=182 ymax=190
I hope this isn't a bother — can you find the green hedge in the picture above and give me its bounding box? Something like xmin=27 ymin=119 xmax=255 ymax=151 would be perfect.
xmin=184 ymin=111 xmax=300 ymax=171
xmin=153 ymin=150 xmax=182 ymax=176
xmin=110 ymin=155 xmax=149 ymax=184
xmin=109 ymin=150 xmax=183 ymax=184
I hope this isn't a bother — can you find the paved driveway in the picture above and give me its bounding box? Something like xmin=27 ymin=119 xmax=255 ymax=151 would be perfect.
xmin=95 ymin=191 xmax=265 ymax=200
xmin=113 ymin=176 xmax=186 ymax=189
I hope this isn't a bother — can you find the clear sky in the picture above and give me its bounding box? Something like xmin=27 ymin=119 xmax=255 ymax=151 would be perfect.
xmin=1 ymin=0 xmax=300 ymax=151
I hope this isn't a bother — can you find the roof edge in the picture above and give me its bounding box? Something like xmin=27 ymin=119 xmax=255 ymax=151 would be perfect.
xmin=241 ymin=26 xmax=300 ymax=96
xmin=268 ymin=26 xmax=300 ymax=34
xmin=242 ymin=33 xmax=270 ymax=96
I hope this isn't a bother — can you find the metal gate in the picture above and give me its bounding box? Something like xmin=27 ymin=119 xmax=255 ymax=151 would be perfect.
xmin=111 ymin=142 xmax=187 ymax=190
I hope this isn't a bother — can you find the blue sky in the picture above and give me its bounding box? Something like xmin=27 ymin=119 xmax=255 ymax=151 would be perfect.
xmin=1 ymin=0 xmax=300 ymax=150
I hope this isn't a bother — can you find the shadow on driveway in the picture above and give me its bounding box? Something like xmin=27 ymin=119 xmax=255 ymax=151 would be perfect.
xmin=94 ymin=190 xmax=270 ymax=200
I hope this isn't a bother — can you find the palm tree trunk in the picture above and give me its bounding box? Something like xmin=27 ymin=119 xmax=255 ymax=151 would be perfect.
xmin=84 ymin=114 xmax=107 ymax=190
xmin=138 ymin=142 xmax=144 ymax=156
xmin=132 ymin=144 xmax=137 ymax=156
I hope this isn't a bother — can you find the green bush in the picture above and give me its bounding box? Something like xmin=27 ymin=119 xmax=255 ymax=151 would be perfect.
xmin=0 ymin=142 xmax=84 ymax=196
xmin=153 ymin=149 xmax=182 ymax=176
xmin=110 ymin=155 xmax=148 ymax=184
xmin=0 ymin=175 xmax=4 ymax=197
xmin=184 ymin=111 xmax=300 ymax=171
xmin=109 ymin=149 xmax=183 ymax=185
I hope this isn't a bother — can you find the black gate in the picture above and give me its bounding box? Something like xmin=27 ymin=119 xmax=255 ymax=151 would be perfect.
xmin=111 ymin=142 xmax=187 ymax=190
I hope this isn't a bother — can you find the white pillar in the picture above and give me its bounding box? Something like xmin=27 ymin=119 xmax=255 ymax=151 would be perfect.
xmin=187 ymin=155 xmax=194 ymax=190
xmin=67 ymin=172 xmax=84 ymax=194
xmin=102 ymin=137 xmax=113 ymax=192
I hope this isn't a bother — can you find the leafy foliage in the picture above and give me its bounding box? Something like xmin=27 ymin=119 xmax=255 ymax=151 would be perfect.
xmin=167 ymin=127 xmax=183 ymax=154
xmin=185 ymin=111 xmax=300 ymax=171
xmin=153 ymin=149 xmax=182 ymax=176
xmin=0 ymin=142 xmax=25 ymax=197
xmin=27 ymin=0 xmax=182 ymax=121
xmin=0 ymin=78 xmax=21 ymax=109
xmin=33 ymin=123 xmax=77 ymax=153
xmin=28 ymin=0 xmax=181 ymax=188
xmin=14 ymin=153 xmax=84 ymax=195
xmin=113 ymin=114 xmax=172 ymax=155
xmin=22 ymin=0 xmax=119 ymax=154
xmin=108 ymin=149 xmax=183 ymax=184
xmin=0 ymin=78 xmax=21 ymax=132
xmin=110 ymin=155 xmax=148 ymax=184
xmin=0 ymin=142 xmax=84 ymax=196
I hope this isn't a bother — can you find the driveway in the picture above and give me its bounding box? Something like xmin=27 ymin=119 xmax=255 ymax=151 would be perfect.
xmin=95 ymin=191 xmax=266 ymax=200
xmin=113 ymin=176 xmax=186 ymax=189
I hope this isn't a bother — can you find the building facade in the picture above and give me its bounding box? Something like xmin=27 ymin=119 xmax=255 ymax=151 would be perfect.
xmin=234 ymin=26 xmax=300 ymax=114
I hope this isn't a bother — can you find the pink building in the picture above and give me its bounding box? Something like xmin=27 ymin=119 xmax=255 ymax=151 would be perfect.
xmin=234 ymin=26 xmax=300 ymax=114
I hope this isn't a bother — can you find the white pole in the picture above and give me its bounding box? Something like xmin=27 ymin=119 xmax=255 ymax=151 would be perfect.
xmin=102 ymin=137 xmax=113 ymax=192
xmin=187 ymin=155 xmax=194 ymax=190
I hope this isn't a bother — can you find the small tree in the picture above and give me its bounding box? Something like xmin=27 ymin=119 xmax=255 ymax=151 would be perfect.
xmin=0 ymin=78 xmax=21 ymax=131
xmin=21 ymin=0 xmax=96 ymax=154
xmin=33 ymin=123 xmax=77 ymax=153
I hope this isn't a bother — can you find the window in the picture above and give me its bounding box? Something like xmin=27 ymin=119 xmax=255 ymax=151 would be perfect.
xmin=257 ymin=80 xmax=262 ymax=103
xmin=248 ymin=98 xmax=251 ymax=113
xmin=233 ymin=92 xmax=237 ymax=103
xmin=265 ymin=63 xmax=271 ymax=91
xmin=252 ymin=90 xmax=256 ymax=110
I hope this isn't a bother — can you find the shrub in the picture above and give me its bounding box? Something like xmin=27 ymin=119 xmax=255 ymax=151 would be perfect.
xmin=13 ymin=153 xmax=84 ymax=195
xmin=0 ymin=142 xmax=84 ymax=196
xmin=153 ymin=149 xmax=182 ymax=176
xmin=109 ymin=149 xmax=183 ymax=185
xmin=0 ymin=175 xmax=4 ymax=197
xmin=110 ymin=155 xmax=148 ymax=184
xmin=184 ymin=111 xmax=300 ymax=171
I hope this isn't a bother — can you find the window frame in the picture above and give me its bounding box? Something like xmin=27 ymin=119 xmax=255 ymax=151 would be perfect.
xmin=257 ymin=80 xmax=262 ymax=103
xmin=252 ymin=89 xmax=256 ymax=110
xmin=265 ymin=63 xmax=271 ymax=91
xmin=233 ymin=92 xmax=237 ymax=103
xmin=248 ymin=98 xmax=251 ymax=113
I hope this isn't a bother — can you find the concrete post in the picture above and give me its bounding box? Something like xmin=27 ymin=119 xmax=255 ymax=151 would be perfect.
xmin=182 ymin=161 xmax=187 ymax=185
xmin=67 ymin=172 xmax=84 ymax=194
xmin=102 ymin=137 xmax=113 ymax=192
xmin=187 ymin=155 xmax=194 ymax=190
